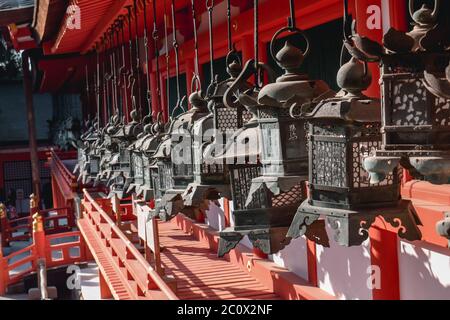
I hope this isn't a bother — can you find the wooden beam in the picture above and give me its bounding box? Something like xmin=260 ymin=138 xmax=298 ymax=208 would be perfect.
xmin=22 ymin=50 xmax=41 ymax=204
xmin=79 ymin=0 xmax=132 ymax=54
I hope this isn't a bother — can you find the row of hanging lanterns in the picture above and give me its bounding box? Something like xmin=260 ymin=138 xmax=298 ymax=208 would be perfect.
xmin=74 ymin=0 xmax=450 ymax=254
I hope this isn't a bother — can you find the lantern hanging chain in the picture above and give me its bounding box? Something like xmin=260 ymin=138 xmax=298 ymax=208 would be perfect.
xmin=114 ymin=22 xmax=123 ymax=120
xmin=102 ymin=38 xmax=109 ymax=122
xmin=206 ymin=0 xmax=215 ymax=91
xmin=287 ymin=0 xmax=296 ymax=30
xmin=133 ymin=0 xmax=142 ymax=119
xmin=143 ymin=0 xmax=153 ymax=118
xmin=126 ymin=5 xmax=134 ymax=91
xmin=191 ymin=0 xmax=200 ymax=81
xmin=113 ymin=27 xmax=121 ymax=118
xmin=96 ymin=46 xmax=101 ymax=130
xmin=226 ymin=0 xmax=232 ymax=52
xmin=119 ymin=16 xmax=129 ymax=116
xmin=253 ymin=0 xmax=260 ymax=89
xmin=163 ymin=3 xmax=170 ymax=119
xmin=343 ymin=0 xmax=351 ymax=40
xmin=108 ymin=30 xmax=117 ymax=117
xmin=152 ymin=0 xmax=161 ymax=117
xmin=106 ymin=31 xmax=113 ymax=119
xmin=171 ymin=0 xmax=182 ymax=109
xmin=85 ymin=64 xmax=90 ymax=111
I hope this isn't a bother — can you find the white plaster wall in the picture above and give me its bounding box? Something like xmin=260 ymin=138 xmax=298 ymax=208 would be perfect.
xmin=316 ymin=224 xmax=373 ymax=300
xmin=398 ymin=240 xmax=450 ymax=300
xmin=271 ymin=236 xmax=309 ymax=281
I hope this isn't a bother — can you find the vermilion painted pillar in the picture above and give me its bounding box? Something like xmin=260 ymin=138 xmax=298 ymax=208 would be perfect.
xmin=185 ymin=59 xmax=195 ymax=110
xmin=369 ymin=226 xmax=401 ymax=300
xmin=22 ymin=51 xmax=41 ymax=202
xmin=0 ymin=204 xmax=8 ymax=247
xmin=366 ymin=0 xmax=406 ymax=300
xmin=32 ymin=214 xmax=46 ymax=261
xmin=239 ymin=35 xmax=268 ymax=86
xmin=223 ymin=198 xmax=231 ymax=228
xmin=0 ymin=248 xmax=5 ymax=295
xmin=160 ymin=71 xmax=169 ymax=122
xmin=150 ymin=71 xmax=159 ymax=117
xmin=354 ymin=0 xmax=383 ymax=98
xmin=306 ymin=239 xmax=318 ymax=286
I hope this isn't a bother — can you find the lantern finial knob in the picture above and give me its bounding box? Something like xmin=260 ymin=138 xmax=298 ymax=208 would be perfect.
xmin=227 ymin=59 xmax=242 ymax=79
xmin=276 ymin=41 xmax=305 ymax=80
xmin=336 ymin=57 xmax=372 ymax=96
xmin=189 ymin=91 xmax=208 ymax=112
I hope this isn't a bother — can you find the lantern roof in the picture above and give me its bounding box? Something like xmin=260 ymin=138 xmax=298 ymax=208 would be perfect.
xmin=305 ymin=93 xmax=381 ymax=124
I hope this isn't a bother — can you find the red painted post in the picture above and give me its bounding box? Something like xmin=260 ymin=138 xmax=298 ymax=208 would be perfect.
xmin=99 ymin=271 xmax=113 ymax=299
xmin=160 ymin=72 xmax=169 ymax=122
xmin=354 ymin=0 xmax=383 ymax=98
xmin=223 ymin=198 xmax=231 ymax=228
xmin=32 ymin=213 xmax=47 ymax=261
xmin=369 ymin=226 xmax=401 ymax=300
xmin=367 ymin=0 xmax=406 ymax=301
xmin=185 ymin=59 xmax=195 ymax=109
xmin=306 ymin=239 xmax=318 ymax=286
xmin=387 ymin=0 xmax=408 ymax=32
xmin=252 ymin=248 xmax=268 ymax=260
xmin=150 ymin=71 xmax=159 ymax=116
xmin=0 ymin=247 xmax=5 ymax=295
xmin=0 ymin=203 xmax=9 ymax=248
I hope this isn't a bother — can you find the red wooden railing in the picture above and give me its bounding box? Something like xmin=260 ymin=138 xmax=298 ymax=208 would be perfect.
xmin=1 ymin=207 xmax=74 ymax=246
xmin=0 ymin=230 xmax=86 ymax=295
xmin=47 ymin=149 xmax=78 ymax=210
xmin=81 ymin=190 xmax=178 ymax=300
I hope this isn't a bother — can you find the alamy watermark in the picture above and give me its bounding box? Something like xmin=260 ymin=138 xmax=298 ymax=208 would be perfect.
xmin=66 ymin=4 xmax=81 ymax=30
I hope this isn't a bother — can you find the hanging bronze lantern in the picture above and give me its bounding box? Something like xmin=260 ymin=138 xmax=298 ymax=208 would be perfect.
xmin=128 ymin=114 xmax=166 ymax=201
xmin=217 ymin=0 xmax=332 ymax=256
xmin=342 ymin=0 xmax=450 ymax=185
xmin=287 ymin=46 xmax=423 ymax=246
xmin=107 ymin=110 xmax=143 ymax=199
xmin=76 ymin=119 xmax=102 ymax=185
xmin=181 ymin=1 xmax=250 ymax=213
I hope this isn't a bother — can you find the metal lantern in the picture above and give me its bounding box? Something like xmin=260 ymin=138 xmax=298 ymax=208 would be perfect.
xmin=217 ymin=25 xmax=332 ymax=256
xmin=343 ymin=0 xmax=450 ymax=185
xmin=182 ymin=55 xmax=252 ymax=212
xmin=76 ymin=122 xmax=102 ymax=185
xmin=152 ymin=103 xmax=210 ymax=220
xmin=287 ymin=55 xmax=423 ymax=247
xmin=128 ymin=115 xmax=165 ymax=201
xmin=151 ymin=133 xmax=178 ymax=220
xmin=95 ymin=115 xmax=121 ymax=186
xmin=106 ymin=111 xmax=143 ymax=199
xmin=210 ymin=104 xmax=263 ymax=254
xmin=181 ymin=1 xmax=252 ymax=214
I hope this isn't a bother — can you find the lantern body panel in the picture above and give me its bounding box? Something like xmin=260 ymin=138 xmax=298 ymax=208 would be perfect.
xmin=381 ymin=55 xmax=450 ymax=152
xmin=309 ymin=121 xmax=400 ymax=211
